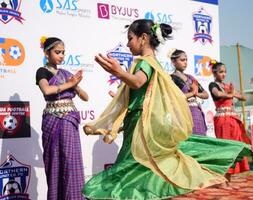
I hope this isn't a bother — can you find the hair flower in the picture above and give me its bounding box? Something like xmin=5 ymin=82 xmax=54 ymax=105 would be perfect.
xmin=40 ymin=36 xmax=48 ymax=49
xmin=167 ymin=48 xmax=177 ymax=58
xmin=209 ymin=59 xmax=217 ymax=67
xmin=151 ymin=23 xmax=166 ymax=44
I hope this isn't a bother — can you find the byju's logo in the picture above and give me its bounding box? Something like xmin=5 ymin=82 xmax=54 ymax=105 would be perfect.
xmin=0 ymin=155 xmax=31 ymax=199
xmin=97 ymin=2 xmax=138 ymax=20
xmin=145 ymin=11 xmax=173 ymax=24
xmin=194 ymin=55 xmax=212 ymax=77
xmin=0 ymin=0 xmax=24 ymax=24
xmin=97 ymin=3 xmax=109 ymax=19
xmin=0 ymin=37 xmax=25 ymax=66
xmin=193 ymin=7 xmax=213 ymax=45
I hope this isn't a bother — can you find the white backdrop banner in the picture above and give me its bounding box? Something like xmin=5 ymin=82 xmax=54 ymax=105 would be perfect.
xmin=0 ymin=0 xmax=219 ymax=199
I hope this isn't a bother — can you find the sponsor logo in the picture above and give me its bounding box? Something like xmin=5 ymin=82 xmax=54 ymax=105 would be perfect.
xmin=97 ymin=3 xmax=109 ymax=19
xmin=0 ymin=155 xmax=31 ymax=199
xmin=193 ymin=7 xmax=213 ymax=45
xmin=106 ymin=43 xmax=133 ymax=93
xmin=0 ymin=37 xmax=25 ymax=67
xmin=97 ymin=2 xmax=139 ymax=21
xmin=194 ymin=55 xmax=212 ymax=76
xmin=43 ymin=53 xmax=94 ymax=73
xmin=80 ymin=109 xmax=95 ymax=123
xmin=145 ymin=11 xmax=173 ymax=24
xmin=0 ymin=101 xmax=30 ymax=138
xmin=159 ymin=60 xmax=175 ymax=74
xmin=40 ymin=0 xmax=91 ymax=18
xmin=0 ymin=0 xmax=24 ymax=24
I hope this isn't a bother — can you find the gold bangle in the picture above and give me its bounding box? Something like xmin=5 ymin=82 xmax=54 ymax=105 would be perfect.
xmin=56 ymin=85 xmax=61 ymax=94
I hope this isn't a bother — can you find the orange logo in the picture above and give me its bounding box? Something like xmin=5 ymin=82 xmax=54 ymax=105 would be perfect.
xmin=194 ymin=55 xmax=212 ymax=77
xmin=0 ymin=38 xmax=25 ymax=66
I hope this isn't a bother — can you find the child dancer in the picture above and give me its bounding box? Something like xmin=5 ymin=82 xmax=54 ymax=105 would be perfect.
xmin=209 ymin=60 xmax=250 ymax=174
xmin=36 ymin=37 xmax=88 ymax=200
xmin=82 ymin=20 xmax=251 ymax=199
xmin=170 ymin=49 xmax=208 ymax=135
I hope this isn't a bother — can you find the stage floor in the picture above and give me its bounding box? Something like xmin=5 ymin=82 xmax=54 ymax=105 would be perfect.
xmin=172 ymin=171 xmax=253 ymax=200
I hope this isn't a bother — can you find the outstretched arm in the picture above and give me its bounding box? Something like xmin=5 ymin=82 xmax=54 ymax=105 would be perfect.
xmin=95 ymin=54 xmax=147 ymax=89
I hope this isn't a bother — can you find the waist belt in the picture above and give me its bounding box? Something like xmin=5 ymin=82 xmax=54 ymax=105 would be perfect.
xmin=43 ymin=99 xmax=77 ymax=117
xmin=188 ymin=98 xmax=199 ymax=107
xmin=215 ymin=106 xmax=238 ymax=117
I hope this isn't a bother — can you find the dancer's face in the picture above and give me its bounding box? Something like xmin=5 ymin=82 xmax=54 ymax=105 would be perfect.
xmin=127 ymin=31 xmax=142 ymax=56
xmin=172 ymin=53 xmax=187 ymax=72
xmin=45 ymin=43 xmax=65 ymax=65
xmin=215 ymin=65 xmax=226 ymax=82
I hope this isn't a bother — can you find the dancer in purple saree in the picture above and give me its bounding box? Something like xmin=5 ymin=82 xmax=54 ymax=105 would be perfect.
xmin=169 ymin=49 xmax=208 ymax=136
xmin=36 ymin=37 xmax=88 ymax=200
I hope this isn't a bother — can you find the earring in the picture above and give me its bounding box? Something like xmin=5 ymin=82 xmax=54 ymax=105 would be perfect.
xmin=141 ymin=40 xmax=144 ymax=47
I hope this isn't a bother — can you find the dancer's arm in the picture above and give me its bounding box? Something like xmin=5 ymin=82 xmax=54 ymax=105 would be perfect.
xmin=95 ymin=53 xmax=147 ymax=89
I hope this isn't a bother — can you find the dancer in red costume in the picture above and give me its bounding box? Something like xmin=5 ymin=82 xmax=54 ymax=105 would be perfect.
xmin=209 ymin=60 xmax=251 ymax=174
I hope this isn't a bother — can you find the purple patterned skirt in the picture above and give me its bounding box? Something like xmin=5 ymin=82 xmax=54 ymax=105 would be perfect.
xmin=42 ymin=112 xmax=85 ymax=200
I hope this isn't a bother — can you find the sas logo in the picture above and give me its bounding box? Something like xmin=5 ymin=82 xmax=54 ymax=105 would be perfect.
xmin=97 ymin=3 xmax=139 ymax=20
xmin=40 ymin=0 xmax=91 ymax=18
xmin=144 ymin=11 xmax=173 ymax=24
xmin=159 ymin=60 xmax=175 ymax=74
xmin=0 ymin=155 xmax=31 ymax=199
xmin=194 ymin=55 xmax=212 ymax=76
xmin=0 ymin=0 xmax=24 ymax=24
xmin=43 ymin=53 xmax=94 ymax=73
xmin=193 ymin=7 xmax=213 ymax=45
xmin=0 ymin=37 xmax=25 ymax=66
xmin=0 ymin=101 xmax=31 ymax=138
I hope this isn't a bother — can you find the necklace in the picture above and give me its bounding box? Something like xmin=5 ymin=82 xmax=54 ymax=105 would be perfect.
xmin=45 ymin=64 xmax=58 ymax=75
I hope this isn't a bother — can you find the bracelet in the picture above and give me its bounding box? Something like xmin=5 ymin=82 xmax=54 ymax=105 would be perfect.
xmin=56 ymin=85 xmax=61 ymax=94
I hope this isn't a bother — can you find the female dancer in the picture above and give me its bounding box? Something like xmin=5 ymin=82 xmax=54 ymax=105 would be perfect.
xmin=82 ymin=20 xmax=251 ymax=199
xmin=170 ymin=49 xmax=208 ymax=135
xmin=209 ymin=60 xmax=250 ymax=173
xmin=36 ymin=37 xmax=88 ymax=200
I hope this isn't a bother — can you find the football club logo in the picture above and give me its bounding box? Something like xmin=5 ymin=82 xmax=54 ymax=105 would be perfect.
xmin=106 ymin=43 xmax=133 ymax=88
xmin=193 ymin=7 xmax=213 ymax=45
xmin=0 ymin=0 xmax=24 ymax=24
xmin=194 ymin=55 xmax=212 ymax=76
xmin=0 ymin=101 xmax=31 ymax=138
xmin=0 ymin=155 xmax=31 ymax=199
xmin=0 ymin=37 xmax=25 ymax=66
